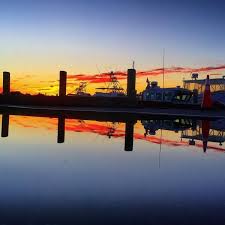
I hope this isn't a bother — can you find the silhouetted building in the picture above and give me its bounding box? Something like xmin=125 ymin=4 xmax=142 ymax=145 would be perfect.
xmin=59 ymin=71 xmax=67 ymax=96
xmin=127 ymin=69 xmax=136 ymax=99
xmin=1 ymin=114 xmax=9 ymax=137
xmin=57 ymin=116 xmax=65 ymax=143
xmin=3 ymin=72 xmax=10 ymax=95
xmin=125 ymin=120 xmax=135 ymax=151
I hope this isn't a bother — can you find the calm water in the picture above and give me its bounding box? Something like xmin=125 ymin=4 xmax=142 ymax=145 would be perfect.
xmin=0 ymin=114 xmax=225 ymax=225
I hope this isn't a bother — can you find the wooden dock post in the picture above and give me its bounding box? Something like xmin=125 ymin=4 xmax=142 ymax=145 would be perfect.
xmin=59 ymin=71 xmax=67 ymax=97
xmin=127 ymin=69 xmax=136 ymax=100
xmin=3 ymin=72 xmax=10 ymax=95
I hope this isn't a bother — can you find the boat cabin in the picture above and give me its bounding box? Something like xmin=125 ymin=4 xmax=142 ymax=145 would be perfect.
xmin=142 ymin=80 xmax=192 ymax=103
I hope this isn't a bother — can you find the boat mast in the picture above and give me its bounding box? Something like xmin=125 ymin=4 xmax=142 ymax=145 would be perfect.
xmin=163 ymin=48 xmax=165 ymax=90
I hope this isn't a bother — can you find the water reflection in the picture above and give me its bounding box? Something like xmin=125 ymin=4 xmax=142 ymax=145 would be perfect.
xmin=1 ymin=113 xmax=9 ymax=137
xmin=142 ymin=119 xmax=225 ymax=152
xmin=125 ymin=120 xmax=136 ymax=151
xmin=142 ymin=119 xmax=194 ymax=135
xmin=181 ymin=119 xmax=225 ymax=147
xmin=57 ymin=115 xmax=65 ymax=144
xmin=0 ymin=112 xmax=225 ymax=224
xmin=1 ymin=112 xmax=225 ymax=153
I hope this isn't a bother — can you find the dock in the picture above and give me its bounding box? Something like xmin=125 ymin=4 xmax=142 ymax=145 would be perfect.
xmin=0 ymin=104 xmax=225 ymax=120
xmin=1 ymin=70 xmax=225 ymax=120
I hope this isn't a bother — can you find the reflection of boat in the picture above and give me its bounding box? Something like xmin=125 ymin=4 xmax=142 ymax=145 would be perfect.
xmin=142 ymin=80 xmax=193 ymax=103
xmin=106 ymin=122 xmax=119 ymax=138
xmin=142 ymin=119 xmax=193 ymax=136
xmin=142 ymin=118 xmax=225 ymax=152
xmin=181 ymin=119 xmax=225 ymax=147
xmin=182 ymin=130 xmax=225 ymax=146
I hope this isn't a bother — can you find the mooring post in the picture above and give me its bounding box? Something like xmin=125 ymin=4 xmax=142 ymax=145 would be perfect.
xmin=59 ymin=71 xmax=67 ymax=97
xmin=3 ymin=72 xmax=10 ymax=95
xmin=127 ymin=68 xmax=136 ymax=100
xmin=1 ymin=113 xmax=9 ymax=137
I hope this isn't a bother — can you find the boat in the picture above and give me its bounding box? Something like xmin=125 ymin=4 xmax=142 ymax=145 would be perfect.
xmin=94 ymin=71 xmax=126 ymax=97
xmin=183 ymin=74 xmax=225 ymax=106
xmin=67 ymin=82 xmax=91 ymax=97
xmin=142 ymin=79 xmax=193 ymax=103
xmin=94 ymin=92 xmax=125 ymax=97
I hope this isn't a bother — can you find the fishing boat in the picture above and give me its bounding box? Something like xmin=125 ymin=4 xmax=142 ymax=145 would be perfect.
xmin=94 ymin=71 xmax=126 ymax=97
xmin=94 ymin=91 xmax=125 ymax=97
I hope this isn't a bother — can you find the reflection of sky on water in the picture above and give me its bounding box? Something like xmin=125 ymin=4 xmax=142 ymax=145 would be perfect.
xmin=6 ymin=115 xmax=225 ymax=152
xmin=0 ymin=115 xmax=225 ymax=223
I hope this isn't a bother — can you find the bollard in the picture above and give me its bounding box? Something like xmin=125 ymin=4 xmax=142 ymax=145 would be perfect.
xmin=127 ymin=69 xmax=136 ymax=100
xmin=3 ymin=72 xmax=10 ymax=95
xmin=59 ymin=71 xmax=67 ymax=97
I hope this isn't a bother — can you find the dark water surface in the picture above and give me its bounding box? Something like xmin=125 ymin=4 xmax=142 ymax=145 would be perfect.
xmin=0 ymin=114 xmax=225 ymax=224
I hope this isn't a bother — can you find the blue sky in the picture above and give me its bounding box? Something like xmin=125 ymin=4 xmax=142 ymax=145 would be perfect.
xmin=0 ymin=0 xmax=225 ymax=92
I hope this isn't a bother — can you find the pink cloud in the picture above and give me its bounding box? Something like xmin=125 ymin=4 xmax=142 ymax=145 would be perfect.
xmin=67 ymin=65 xmax=225 ymax=84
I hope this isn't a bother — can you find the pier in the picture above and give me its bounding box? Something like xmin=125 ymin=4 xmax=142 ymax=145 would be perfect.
xmin=1 ymin=70 xmax=225 ymax=120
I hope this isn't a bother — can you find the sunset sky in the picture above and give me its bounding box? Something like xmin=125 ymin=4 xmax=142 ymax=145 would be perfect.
xmin=1 ymin=0 xmax=225 ymax=95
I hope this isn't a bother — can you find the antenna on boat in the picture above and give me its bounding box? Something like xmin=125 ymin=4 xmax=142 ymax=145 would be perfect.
xmin=132 ymin=60 xmax=135 ymax=69
xmin=162 ymin=48 xmax=165 ymax=100
xmin=163 ymin=48 xmax=165 ymax=89
xmin=96 ymin=64 xmax=108 ymax=88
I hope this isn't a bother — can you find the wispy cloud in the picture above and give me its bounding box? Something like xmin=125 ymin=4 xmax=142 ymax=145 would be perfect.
xmin=2 ymin=65 xmax=225 ymax=94
xmin=68 ymin=65 xmax=225 ymax=84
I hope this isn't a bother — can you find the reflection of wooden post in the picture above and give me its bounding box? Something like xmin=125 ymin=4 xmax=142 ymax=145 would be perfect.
xmin=57 ymin=115 xmax=65 ymax=143
xmin=124 ymin=120 xmax=135 ymax=151
xmin=1 ymin=114 xmax=9 ymax=137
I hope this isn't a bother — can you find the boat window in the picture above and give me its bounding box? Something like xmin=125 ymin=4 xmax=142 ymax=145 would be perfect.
xmin=145 ymin=92 xmax=150 ymax=100
xmin=174 ymin=94 xmax=182 ymax=101
xmin=164 ymin=92 xmax=172 ymax=101
xmin=156 ymin=93 xmax=162 ymax=101
xmin=150 ymin=93 xmax=156 ymax=100
xmin=182 ymin=95 xmax=187 ymax=101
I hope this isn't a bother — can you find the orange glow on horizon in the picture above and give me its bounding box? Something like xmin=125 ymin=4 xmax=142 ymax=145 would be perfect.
xmin=1 ymin=65 xmax=225 ymax=95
